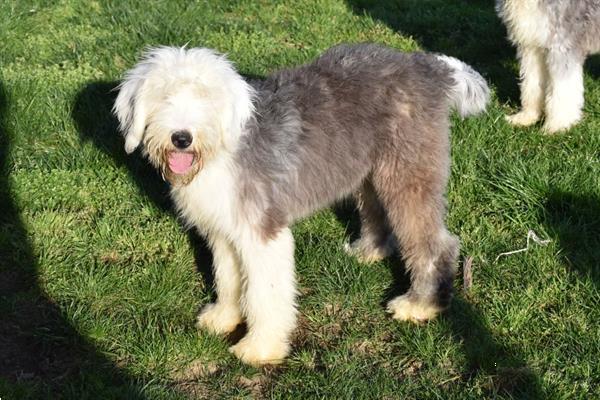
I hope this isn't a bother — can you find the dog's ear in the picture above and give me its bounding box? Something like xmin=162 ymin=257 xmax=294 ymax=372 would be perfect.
xmin=220 ymin=76 xmax=255 ymax=151
xmin=113 ymin=59 xmax=152 ymax=154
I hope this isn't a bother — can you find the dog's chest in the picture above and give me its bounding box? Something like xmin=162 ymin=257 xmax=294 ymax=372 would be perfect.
xmin=500 ymin=0 xmax=553 ymax=46
xmin=170 ymin=160 xmax=239 ymax=238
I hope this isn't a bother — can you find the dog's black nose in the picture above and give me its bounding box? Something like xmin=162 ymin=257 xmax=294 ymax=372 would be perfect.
xmin=171 ymin=130 xmax=192 ymax=149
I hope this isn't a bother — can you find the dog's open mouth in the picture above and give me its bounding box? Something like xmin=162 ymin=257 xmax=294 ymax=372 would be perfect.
xmin=168 ymin=151 xmax=196 ymax=175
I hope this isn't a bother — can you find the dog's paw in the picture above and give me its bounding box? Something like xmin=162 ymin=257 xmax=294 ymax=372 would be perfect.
xmin=229 ymin=335 xmax=289 ymax=367
xmin=542 ymin=115 xmax=580 ymax=134
xmin=344 ymin=237 xmax=394 ymax=264
xmin=505 ymin=110 xmax=540 ymax=127
xmin=387 ymin=294 xmax=441 ymax=323
xmin=196 ymin=303 xmax=242 ymax=335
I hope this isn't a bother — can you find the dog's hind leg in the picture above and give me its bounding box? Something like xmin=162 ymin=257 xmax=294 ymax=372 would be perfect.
xmin=230 ymin=227 xmax=297 ymax=366
xmin=507 ymin=46 xmax=546 ymax=127
xmin=196 ymin=235 xmax=243 ymax=335
xmin=345 ymin=179 xmax=395 ymax=263
xmin=372 ymin=153 xmax=459 ymax=323
xmin=543 ymin=49 xmax=585 ymax=133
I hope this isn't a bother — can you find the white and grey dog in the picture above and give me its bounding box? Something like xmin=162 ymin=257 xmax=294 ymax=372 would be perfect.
xmin=496 ymin=0 xmax=600 ymax=133
xmin=113 ymin=44 xmax=489 ymax=366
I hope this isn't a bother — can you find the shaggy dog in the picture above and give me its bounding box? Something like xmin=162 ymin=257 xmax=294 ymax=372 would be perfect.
xmin=496 ymin=0 xmax=600 ymax=133
xmin=113 ymin=44 xmax=489 ymax=366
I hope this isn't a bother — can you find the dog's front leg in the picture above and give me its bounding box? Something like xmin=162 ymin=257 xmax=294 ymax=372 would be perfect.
xmin=506 ymin=45 xmax=546 ymax=127
xmin=196 ymin=235 xmax=243 ymax=335
xmin=543 ymin=48 xmax=585 ymax=133
xmin=230 ymin=227 xmax=297 ymax=366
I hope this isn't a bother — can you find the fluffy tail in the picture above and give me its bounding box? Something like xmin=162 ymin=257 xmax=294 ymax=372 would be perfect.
xmin=436 ymin=55 xmax=490 ymax=118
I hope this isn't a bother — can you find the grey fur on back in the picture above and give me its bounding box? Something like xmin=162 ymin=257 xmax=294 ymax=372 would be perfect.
xmin=229 ymin=43 xmax=491 ymax=311
xmin=236 ymin=44 xmax=472 ymax=237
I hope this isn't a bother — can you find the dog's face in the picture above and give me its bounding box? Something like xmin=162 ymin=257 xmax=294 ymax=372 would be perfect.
xmin=113 ymin=47 xmax=254 ymax=186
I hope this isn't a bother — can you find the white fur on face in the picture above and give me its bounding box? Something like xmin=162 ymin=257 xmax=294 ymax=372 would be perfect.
xmin=113 ymin=46 xmax=255 ymax=169
xmin=142 ymin=85 xmax=219 ymax=172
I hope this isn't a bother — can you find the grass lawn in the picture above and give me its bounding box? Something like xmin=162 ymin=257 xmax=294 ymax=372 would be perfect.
xmin=1 ymin=0 xmax=599 ymax=398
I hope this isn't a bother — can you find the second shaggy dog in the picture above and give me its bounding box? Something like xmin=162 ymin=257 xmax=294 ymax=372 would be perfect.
xmin=497 ymin=0 xmax=600 ymax=133
xmin=114 ymin=44 xmax=489 ymax=365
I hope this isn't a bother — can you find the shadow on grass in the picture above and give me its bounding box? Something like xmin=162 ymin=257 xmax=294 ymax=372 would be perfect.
xmin=585 ymin=54 xmax=600 ymax=80
xmin=71 ymin=81 xmax=215 ymax=290
xmin=0 ymin=87 xmax=147 ymax=397
xmin=543 ymin=191 xmax=600 ymax=286
xmin=446 ymin=298 xmax=542 ymax=397
xmin=346 ymin=0 xmax=519 ymax=104
xmin=332 ymin=200 xmax=543 ymax=397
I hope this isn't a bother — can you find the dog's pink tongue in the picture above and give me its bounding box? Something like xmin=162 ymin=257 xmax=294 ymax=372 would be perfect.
xmin=168 ymin=152 xmax=194 ymax=175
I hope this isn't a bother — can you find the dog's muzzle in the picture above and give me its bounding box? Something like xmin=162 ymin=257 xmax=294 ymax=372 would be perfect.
xmin=165 ymin=130 xmax=201 ymax=181
xmin=162 ymin=151 xmax=202 ymax=185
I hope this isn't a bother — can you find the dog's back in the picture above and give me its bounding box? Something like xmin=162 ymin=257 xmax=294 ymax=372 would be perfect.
xmin=240 ymin=44 xmax=488 ymax=225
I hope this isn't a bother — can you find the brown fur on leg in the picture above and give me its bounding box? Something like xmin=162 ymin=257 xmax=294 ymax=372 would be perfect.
xmin=371 ymin=120 xmax=459 ymax=322
xmin=345 ymin=180 xmax=396 ymax=263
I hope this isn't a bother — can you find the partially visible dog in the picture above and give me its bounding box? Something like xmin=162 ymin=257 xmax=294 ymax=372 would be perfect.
xmin=113 ymin=44 xmax=489 ymax=366
xmin=496 ymin=0 xmax=600 ymax=133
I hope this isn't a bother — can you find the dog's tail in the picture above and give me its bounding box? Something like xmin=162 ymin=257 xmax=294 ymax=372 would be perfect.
xmin=436 ymin=55 xmax=490 ymax=118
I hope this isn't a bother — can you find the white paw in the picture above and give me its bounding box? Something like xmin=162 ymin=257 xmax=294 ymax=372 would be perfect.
xmin=387 ymin=294 xmax=441 ymax=323
xmin=229 ymin=335 xmax=290 ymax=367
xmin=505 ymin=110 xmax=540 ymax=126
xmin=196 ymin=302 xmax=242 ymax=335
xmin=542 ymin=114 xmax=581 ymax=134
xmin=344 ymin=237 xmax=394 ymax=264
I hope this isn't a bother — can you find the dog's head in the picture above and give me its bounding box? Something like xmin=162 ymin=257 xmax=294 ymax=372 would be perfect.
xmin=113 ymin=46 xmax=254 ymax=185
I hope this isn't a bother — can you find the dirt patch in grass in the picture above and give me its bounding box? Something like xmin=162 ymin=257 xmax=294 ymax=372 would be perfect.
xmin=171 ymin=359 xmax=221 ymax=398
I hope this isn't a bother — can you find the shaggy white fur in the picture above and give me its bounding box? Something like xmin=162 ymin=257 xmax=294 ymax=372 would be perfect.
xmin=497 ymin=0 xmax=600 ymax=133
xmin=436 ymin=55 xmax=490 ymax=118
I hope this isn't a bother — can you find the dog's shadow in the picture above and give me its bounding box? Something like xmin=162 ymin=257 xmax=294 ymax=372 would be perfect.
xmin=333 ymin=202 xmax=544 ymax=397
xmin=71 ymin=81 xmax=216 ymax=302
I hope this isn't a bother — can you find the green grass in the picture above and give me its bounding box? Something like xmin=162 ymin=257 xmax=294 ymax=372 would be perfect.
xmin=1 ymin=0 xmax=599 ymax=398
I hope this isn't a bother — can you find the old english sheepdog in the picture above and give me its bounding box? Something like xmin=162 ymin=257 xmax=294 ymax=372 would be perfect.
xmin=113 ymin=44 xmax=489 ymax=366
xmin=496 ymin=0 xmax=600 ymax=133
